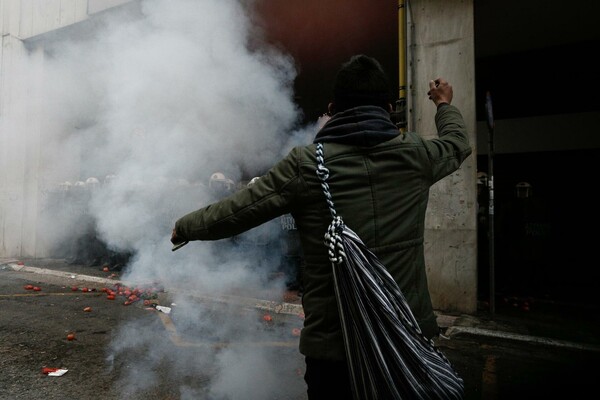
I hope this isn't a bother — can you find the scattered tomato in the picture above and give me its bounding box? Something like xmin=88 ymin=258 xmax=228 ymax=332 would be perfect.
xmin=107 ymin=294 xmax=115 ymax=300
xmin=81 ymin=287 xmax=88 ymax=293
xmin=71 ymin=286 xmax=78 ymax=291
xmin=24 ymin=284 xmax=34 ymax=290
xmin=102 ymin=266 xmax=109 ymax=272
xmin=83 ymin=307 xmax=92 ymax=312
xmin=66 ymin=333 xmax=76 ymax=341
xmin=262 ymin=314 xmax=273 ymax=322
xmin=33 ymin=286 xmax=41 ymax=291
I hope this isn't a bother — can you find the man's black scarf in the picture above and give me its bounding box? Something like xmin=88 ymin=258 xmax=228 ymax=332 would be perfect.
xmin=313 ymin=105 xmax=399 ymax=147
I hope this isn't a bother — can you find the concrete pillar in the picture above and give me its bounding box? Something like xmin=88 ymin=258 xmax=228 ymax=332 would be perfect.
xmin=408 ymin=0 xmax=478 ymax=313
xmin=0 ymin=0 xmax=100 ymax=258
xmin=0 ymin=35 xmax=37 ymax=257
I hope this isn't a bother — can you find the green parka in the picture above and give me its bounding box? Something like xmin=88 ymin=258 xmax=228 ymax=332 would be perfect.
xmin=174 ymin=104 xmax=472 ymax=361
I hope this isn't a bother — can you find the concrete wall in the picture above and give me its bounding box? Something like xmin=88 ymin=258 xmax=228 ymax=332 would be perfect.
xmin=408 ymin=0 xmax=478 ymax=313
xmin=0 ymin=35 xmax=33 ymax=257
xmin=1 ymin=0 xmax=88 ymax=39
xmin=0 ymin=0 xmax=130 ymax=39
xmin=0 ymin=0 xmax=131 ymax=258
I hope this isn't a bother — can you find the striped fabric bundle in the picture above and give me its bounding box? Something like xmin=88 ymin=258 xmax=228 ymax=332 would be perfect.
xmin=316 ymin=143 xmax=464 ymax=400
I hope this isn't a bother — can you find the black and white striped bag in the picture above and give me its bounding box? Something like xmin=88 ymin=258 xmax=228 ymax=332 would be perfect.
xmin=315 ymin=142 xmax=464 ymax=400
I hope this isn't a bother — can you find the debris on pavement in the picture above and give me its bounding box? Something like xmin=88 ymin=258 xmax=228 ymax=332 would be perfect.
xmin=100 ymin=282 xmax=164 ymax=306
xmin=155 ymin=305 xmax=171 ymax=314
xmin=41 ymin=367 xmax=68 ymax=376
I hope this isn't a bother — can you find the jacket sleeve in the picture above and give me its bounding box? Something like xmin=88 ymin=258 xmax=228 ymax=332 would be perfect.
xmin=423 ymin=104 xmax=472 ymax=183
xmin=174 ymin=149 xmax=304 ymax=241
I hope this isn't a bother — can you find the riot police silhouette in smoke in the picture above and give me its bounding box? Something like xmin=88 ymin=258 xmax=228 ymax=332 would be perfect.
xmin=172 ymin=171 xmax=235 ymax=251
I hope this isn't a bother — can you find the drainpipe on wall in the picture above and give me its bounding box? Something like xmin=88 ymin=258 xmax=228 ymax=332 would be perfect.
xmin=393 ymin=0 xmax=408 ymax=131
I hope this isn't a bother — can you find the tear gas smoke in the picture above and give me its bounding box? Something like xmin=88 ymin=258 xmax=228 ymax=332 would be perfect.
xmin=5 ymin=0 xmax=323 ymax=398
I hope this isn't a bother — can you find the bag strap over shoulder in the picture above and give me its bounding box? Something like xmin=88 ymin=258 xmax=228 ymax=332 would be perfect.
xmin=316 ymin=142 xmax=346 ymax=265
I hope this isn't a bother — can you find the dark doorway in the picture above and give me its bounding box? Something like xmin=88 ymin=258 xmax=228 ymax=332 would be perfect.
xmin=477 ymin=148 xmax=600 ymax=307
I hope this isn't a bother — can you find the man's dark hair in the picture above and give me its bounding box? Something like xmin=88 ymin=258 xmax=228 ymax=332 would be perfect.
xmin=333 ymin=54 xmax=393 ymax=112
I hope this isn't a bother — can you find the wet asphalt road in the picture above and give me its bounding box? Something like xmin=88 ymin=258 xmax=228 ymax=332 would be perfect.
xmin=1 ymin=258 xmax=598 ymax=400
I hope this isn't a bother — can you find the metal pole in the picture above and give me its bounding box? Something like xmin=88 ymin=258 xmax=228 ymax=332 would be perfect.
xmin=485 ymin=91 xmax=496 ymax=318
xmin=395 ymin=0 xmax=407 ymax=131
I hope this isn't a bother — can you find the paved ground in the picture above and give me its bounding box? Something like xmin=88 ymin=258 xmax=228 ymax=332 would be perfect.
xmin=1 ymin=258 xmax=599 ymax=400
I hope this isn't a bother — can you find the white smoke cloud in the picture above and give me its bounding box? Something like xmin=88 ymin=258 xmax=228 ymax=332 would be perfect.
xmin=31 ymin=0 xmax=307 ymax=274
xmin=9 ymin=0 xmax=322 ymax=397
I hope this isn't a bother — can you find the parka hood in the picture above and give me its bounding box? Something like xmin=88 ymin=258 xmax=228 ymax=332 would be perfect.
xmin=313 ymin=105 xmax=399 ymax=147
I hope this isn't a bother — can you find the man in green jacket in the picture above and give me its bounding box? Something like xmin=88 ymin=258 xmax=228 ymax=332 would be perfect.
xmin=171 ymin=54 xmax=472 ymax=399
